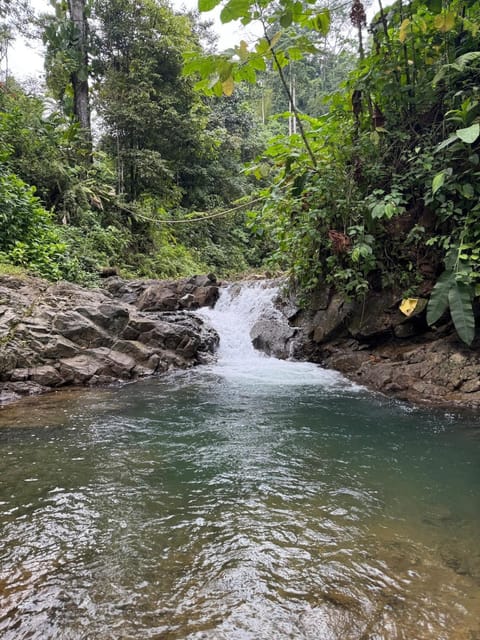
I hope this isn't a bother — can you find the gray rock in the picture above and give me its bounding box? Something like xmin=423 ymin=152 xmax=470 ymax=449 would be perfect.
xmin=250 ymin=313 xmax=297 ymax=359
xmin=0 ymin=274 xmax=219 ymax=405
xmin=102 ymin=274 xmax=219 ymax=309
xmin=252 ymin=279 xmax=480 ymax=409
xmin=138 ymin=286 xmax=179 ymax=312
xmin=312 ymin=294 xmax=354 ymax=343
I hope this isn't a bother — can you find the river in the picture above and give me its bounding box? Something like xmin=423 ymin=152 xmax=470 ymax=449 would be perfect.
xmin=0 ymin=282 xmax=479 ymax=639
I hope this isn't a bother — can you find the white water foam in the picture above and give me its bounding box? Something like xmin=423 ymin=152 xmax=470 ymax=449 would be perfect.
xmin=199 ymin=281 xmax=358 ymax=389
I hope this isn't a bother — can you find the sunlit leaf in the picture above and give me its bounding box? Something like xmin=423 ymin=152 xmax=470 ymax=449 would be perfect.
xmin=399 ymin=18 xmax=410 ymax=43
xmin=237 ymin=40 xmax=249 ymax=61
xmin=462 ymin=18 xmax=479 ymax=37
xmin=270 ymin=31 xmax=281 ymax=48
xmin=213 ymin=81 xmax=223 ymax=97
xmin=256 ymin=38 xmax=270 ymax=55
xmin=222 ymin=76 xmax=234 ymax=96
xmin=456 ymin=123 xmax=480 ymax=144
xmin=198 ymin=0 xmax=221 ymax=11
xmin=287 ymin=46 xmax=303 ymax=61
xmin=250 ymin=56 xmax=267 ymax=71
xmin=432 ymin=170 xmax=446 ymax=194
xmin=434 ymin=12 xmax=456 ymax=32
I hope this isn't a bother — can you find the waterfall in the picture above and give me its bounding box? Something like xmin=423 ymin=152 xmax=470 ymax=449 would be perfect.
xmin=200 ymin=281 xmax=281 ymax=363
xmin=199 ymin=281 xmax=354 ymax=389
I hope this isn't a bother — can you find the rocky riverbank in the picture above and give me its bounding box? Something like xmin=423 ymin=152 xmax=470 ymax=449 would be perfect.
xmin=263 ymin=283 xmax=480 ymax=409
xmin=0 ymin=274 xmax=219 ymax=406
xmin=1 ymin=274 xmax=479 ymax=409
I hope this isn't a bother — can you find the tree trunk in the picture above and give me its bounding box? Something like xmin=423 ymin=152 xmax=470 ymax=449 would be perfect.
xmin=67 ymin=0 xmax=91 ymax=152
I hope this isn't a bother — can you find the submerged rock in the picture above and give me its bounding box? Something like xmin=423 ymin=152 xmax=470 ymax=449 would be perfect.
xmin=0 ymin=275 xmax=219 ymax=405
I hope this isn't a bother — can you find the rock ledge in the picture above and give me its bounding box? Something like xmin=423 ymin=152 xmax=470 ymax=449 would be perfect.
xmin=0 ymin=274 xmax=219 ymax=406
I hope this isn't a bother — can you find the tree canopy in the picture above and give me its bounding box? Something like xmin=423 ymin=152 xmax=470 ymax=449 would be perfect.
xmin=0 ymin=0 xmax=479 ymax=343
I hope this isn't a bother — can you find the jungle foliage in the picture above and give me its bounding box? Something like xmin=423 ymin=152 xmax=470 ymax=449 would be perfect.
xmin=188 ymin=0 xmax=480 ymax=344
xmin=0 ymin=0 xmax=270 ymax=284
xmin=1 ymin=0 xmax=479 ymax=343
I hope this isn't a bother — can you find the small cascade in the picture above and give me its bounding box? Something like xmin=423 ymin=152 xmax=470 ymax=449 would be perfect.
xmin=200 ymin=281 xmax=281 ymax=363
xmin=199 ymin=280 xmax=353 ymax=389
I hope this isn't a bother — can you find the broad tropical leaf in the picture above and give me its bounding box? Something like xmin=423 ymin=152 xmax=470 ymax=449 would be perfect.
xmin=198 ymin=0 xmax=222 ymax=10
xmin=456 ymin=123 xmax=480 ymax=144
xmin=448 ymin=281 xmax=476 ymax=345
xmin=455 ymin=51 xmax=480 ymax=67
xmin=426 ymin=270 xmax=454 ymax=325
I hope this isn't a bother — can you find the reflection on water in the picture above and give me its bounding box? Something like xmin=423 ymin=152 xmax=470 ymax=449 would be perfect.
xmin=1 ymin=281 xmax=480 ymax=639
xmin=1 ymin=368 xmax=480 ymax=640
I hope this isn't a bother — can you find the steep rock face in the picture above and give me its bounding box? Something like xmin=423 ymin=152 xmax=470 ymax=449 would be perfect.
xmin=0 ymin=276 xmax=219 ymax=405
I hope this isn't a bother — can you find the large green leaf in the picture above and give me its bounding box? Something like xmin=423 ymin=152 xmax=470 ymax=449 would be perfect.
xmin=456 ymin=123 xmax=480 ymax=144
xmin=311 ymin=10 xmax=331 ymax=36
xmin=455 ymin=51 xmax=480 ymax=68
xmin=280 ymin=10 xmax=293 ymax=27
xmin=432 ymin=170 xmax=446 ymax=194
xmin=220 ymin=0 xmax=252 ymax=23
xmin=198 ymin=0 xmax=222 ymax=11
xmin=448 ymin=281 xmax=476 ymax=345
xmin=434 ymin=134 xmax=459 ymax=152
xmin=426 ymin=270 xmax=453 ymax=325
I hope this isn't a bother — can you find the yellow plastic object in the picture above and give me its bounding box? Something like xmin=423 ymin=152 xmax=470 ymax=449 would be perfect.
xmin=400 ymin=298 xmax=418 ymax=316
xmin=399 ymin=298 xmax=427 ymax=317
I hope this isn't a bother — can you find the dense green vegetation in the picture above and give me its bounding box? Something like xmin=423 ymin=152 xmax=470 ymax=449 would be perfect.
xmin=0 ymin=0 xmax=479 ymax=342
xmin=188 ymin=0 xmax=480 ymax=344
xmin=0 ymin=0 xmax=272 ymax=283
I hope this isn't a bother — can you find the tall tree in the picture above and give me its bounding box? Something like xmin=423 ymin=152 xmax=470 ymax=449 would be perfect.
xmin=42 ymin=0 xmax=91 ymax=152
xmin=93 ymin=0 xmax=210 ymax=204
xmin=67 ymin=0 xmax=90 ymax=141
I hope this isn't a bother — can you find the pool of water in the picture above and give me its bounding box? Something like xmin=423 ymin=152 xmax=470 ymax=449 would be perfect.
xmin=1 ymin=369 xmax=480 ymax=640
xmin=1 ymin=283 xmax=480 ymax=639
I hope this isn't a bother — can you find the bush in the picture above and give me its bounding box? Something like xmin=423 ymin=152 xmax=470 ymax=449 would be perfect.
xmin=0 ymin=166 xmax=67 ymax=280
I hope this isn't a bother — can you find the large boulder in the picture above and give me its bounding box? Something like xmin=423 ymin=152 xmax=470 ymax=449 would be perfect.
xmin=0 ymin=275 xmax=219 ymax=404
xmin=250 ymin=312 xmax=297 ymax=359
xmin=102 ymin=273 xmax=219 ymax=310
